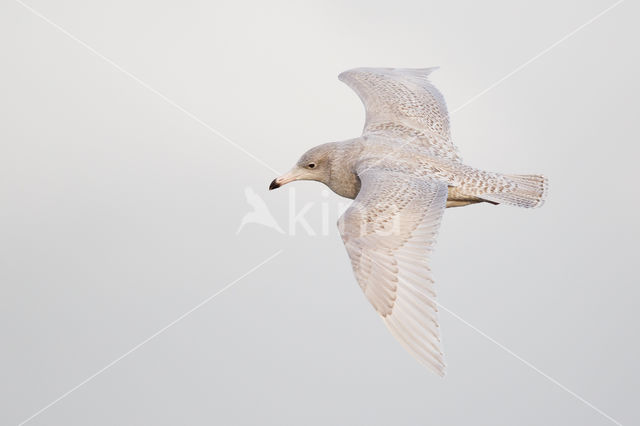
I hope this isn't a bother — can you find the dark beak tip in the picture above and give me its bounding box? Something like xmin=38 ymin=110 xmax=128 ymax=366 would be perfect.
xmin=269 ymin=179 xmax=280 ymax=190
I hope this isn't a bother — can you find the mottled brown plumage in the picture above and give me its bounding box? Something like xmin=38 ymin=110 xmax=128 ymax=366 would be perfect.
xmin=270 ymin=67 xmax=547 ymax=375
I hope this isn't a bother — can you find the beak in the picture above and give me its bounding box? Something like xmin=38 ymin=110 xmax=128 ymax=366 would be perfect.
xmin=269 ymin=168 xmax=302 ymax=190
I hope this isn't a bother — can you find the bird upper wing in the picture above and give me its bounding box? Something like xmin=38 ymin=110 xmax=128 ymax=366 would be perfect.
xmin=339 ymin=67 xmax=462 ymax=162
xmin=338 ymin=166 xmax=449 ymax=375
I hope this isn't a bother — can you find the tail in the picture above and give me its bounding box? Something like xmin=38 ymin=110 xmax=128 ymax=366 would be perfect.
xmin=482 ymin=174 xmax=548 ymax=208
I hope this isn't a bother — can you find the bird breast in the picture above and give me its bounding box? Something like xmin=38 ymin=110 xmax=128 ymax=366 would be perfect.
xmin=327 ymin=167 xmax=361 ymax=199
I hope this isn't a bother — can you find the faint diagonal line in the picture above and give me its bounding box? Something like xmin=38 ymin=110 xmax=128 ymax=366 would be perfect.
xmin=436 ymin=302 xmax=624 ymax=426
xmin=450 ymin=0 xmax=624 ymax=113
xmin=361 ymin=255 xmax=622 ymax=425
xmin=356 ymin=0 xmax=623 ymax=179
xmin=17 ymin=249 xmax=284 ymax=426
xmin=14 ymin=0 xmax=281 ymax=175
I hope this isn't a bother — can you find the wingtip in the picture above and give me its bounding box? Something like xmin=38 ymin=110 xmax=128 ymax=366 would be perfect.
xmin=418 ymin=66 xmax=440 ymax=73
xmin=338 ymin=66 xmax=441 ymax=81
xmin=338 ymin=68 xmax=362 ymax=82
xmin=424 ymin=359 xmax=447 ymax=378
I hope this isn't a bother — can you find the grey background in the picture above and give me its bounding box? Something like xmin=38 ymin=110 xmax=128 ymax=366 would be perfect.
xmin=1 ymin=0 xmax=638 ymax=425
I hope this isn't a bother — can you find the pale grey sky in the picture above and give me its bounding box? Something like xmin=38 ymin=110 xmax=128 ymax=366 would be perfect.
xmin=1 ymin=1 xmax=638 ymax=425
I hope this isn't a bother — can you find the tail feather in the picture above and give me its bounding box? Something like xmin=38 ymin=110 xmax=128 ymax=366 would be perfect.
xmin=482 ymin=174 xmax=548 ymax=208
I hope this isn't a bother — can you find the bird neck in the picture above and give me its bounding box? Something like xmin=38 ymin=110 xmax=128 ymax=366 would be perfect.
xmin=325 ymin=139 xmax=363 ymax=199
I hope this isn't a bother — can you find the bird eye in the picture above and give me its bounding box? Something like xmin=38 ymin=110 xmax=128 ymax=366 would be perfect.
xmin=308 ymin=163 xmax=316 ymax=169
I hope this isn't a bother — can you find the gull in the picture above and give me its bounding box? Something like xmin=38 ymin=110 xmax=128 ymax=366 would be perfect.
xmin=268 ymin=67 xmax=547 ymax=376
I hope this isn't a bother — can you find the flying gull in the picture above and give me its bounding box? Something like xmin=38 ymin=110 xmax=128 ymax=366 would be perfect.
xmin=269 ymin=67 xmax=547 ymax=376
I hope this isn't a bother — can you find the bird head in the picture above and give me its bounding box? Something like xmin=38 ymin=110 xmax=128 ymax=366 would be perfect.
xmin=269 ymin=143 xmax=335 ymax=190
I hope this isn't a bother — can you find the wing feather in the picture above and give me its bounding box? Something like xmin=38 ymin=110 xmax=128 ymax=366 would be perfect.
xmin=338 ymin=167 xmax=448 ymax=375
xmin=339 ymin=67 xmax=461 ymax=161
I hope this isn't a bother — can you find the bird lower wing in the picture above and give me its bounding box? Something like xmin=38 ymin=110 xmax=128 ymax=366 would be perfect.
xmin=338 ymin=167 xmax=449 ymax=375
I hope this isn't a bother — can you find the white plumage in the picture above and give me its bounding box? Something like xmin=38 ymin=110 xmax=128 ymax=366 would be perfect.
xmin=270 ymin=67 xmax=548 ymax=375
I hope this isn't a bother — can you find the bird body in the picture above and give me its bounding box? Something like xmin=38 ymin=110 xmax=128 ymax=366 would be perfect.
xmin=269 ymin=67 xmax=547 ymax=375
xmin=281 ymin=136 xmax=545 ymax=208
